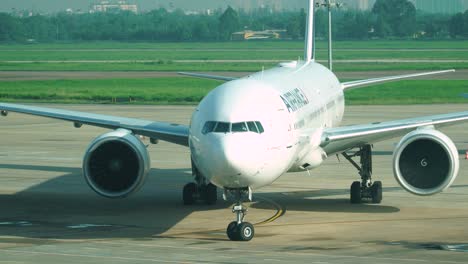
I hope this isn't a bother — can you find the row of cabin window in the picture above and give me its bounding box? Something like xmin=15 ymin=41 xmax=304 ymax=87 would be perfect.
xmin=202 ymin=121 xmax=264 ymax=134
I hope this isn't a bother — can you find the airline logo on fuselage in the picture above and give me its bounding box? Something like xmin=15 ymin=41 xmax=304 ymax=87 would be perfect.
xmin=280 ymin=88 xmax=310 ymax=113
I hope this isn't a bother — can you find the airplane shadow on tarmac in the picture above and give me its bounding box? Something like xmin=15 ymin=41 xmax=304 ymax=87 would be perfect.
xmin=0 ymin=163 xmax=421 ymax=240
xmin=0 ymin=163 xmax=231 ymax=240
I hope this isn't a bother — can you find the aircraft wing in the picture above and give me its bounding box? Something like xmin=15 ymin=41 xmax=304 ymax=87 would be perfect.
xmin=321 ymin=111 xmax=468 ymax=155
xmin=342 ymin=69 xmax=455 ymax=90
xmin=178 ymin=72 xmax=237 ymax=81
xmin=0 ymin=103 xmax=189 ymax=146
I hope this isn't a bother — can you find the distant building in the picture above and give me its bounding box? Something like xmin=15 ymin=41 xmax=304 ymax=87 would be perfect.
xmin=317 ymin=0 xmax=467 ymax=13
xmin=90 ymin=1 xmax=138 ymax=14
xmin=232 ymin=29 xmax=287 ymax=40
xmin=339 ymin=0 xmax=375 ymax=11
xmin=234 ymin=0 xmax=283 ymax=12
xmin=410 ymin=0 xmax=464 ymax=14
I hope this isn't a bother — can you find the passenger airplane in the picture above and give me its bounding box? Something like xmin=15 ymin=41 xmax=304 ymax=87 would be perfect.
xmin=0 ymin=0 xmax=466 ymax=241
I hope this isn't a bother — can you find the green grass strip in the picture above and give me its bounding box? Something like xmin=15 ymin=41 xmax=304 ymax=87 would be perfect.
xmin=0 ymin=78 xmax=467 ymax=105
xmin=0 ymin=62 xmax=466 ymax=72
xmin=0 ymin=78 xmax=222 ymax=104
xmin=345 ymin=80 xmax=468 ymax=105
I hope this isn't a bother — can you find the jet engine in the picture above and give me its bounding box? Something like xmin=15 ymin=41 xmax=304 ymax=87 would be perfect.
xmin=83 ymin=129 xmax=150 ymax=198
xmin=393 ymin=128 xmax=459 ymax=196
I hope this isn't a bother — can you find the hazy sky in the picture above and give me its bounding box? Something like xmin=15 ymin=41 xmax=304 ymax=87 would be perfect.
xmin=1 ymin=0 xmax=465 ymax=14
xmin=0 ymin=0 xmax=306 ymax=13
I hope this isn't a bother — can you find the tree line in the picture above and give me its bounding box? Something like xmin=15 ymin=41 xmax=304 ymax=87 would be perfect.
xmin=0 ymin=0 xmax=467 ymax=42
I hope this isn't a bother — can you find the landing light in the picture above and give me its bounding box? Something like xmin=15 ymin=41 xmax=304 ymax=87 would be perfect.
xmin=1 ymin=110 xmax=8 ymax=117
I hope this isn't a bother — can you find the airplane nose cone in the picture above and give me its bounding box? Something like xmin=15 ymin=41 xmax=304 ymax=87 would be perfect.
xmin=207 ymin=134 xmax=264 ymax=188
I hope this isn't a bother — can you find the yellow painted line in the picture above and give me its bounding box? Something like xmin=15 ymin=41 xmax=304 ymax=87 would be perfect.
xmin=254 ymin=196 xmax=285 ymax=226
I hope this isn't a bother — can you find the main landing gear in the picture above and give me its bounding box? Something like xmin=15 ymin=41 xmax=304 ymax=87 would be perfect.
xmin=183 ymin=160 xmax=217 ymax=205
xmin=225 ymin=188 xmax=255 ymax=241
xmin=342 ymin=144 xmax=382 ymax=204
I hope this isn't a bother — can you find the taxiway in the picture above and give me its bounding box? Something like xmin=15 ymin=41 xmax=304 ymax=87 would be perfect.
xmin=0 ymin=104 xmax=467 ymax=263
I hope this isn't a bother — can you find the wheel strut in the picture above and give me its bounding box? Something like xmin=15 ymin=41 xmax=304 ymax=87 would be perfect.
xmin=225 ymin=188 xmax=255 ymax=241
xmin=342 ymin=144 xmax=382 ymax=204
xmin=183 ymin=159 xmax=217 ymax=205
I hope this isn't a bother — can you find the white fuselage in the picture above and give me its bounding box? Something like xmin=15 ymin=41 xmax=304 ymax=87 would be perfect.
xmin=189 ymin=61 xmax=344 ymax=190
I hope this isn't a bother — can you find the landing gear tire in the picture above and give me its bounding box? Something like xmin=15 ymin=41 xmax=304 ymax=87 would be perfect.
xmin=226 ymin=221 xmax=254 ymax=241
xmin=371 ymin=181 xmax=383 ymax=204
xmin=183 ymin=182 xmax=197 ymax=205
xmin=350 ymin=181 xmax=361 ymax=204
xmin=227 ymin=221 xmax=240 ymax=241
xmin=238 ymin=222 xmax=254 ymax=241
xmin=204 ymin=183 xmax=217 ymax=205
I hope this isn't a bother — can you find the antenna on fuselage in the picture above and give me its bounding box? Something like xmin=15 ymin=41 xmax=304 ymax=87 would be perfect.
xmin=304 ymin=0 xmax=315 ymax=63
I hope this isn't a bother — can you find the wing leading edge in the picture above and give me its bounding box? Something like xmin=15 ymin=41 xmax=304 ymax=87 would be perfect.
xmin=342 ymin=69 xmax=455 ymax=91
xmin=0 ymin=103 xmax=189 ymax=146
xmin=178 ymin=72 xmax=237 ymax=82
xmin=321 ymin=111 xmax=468 ymax=155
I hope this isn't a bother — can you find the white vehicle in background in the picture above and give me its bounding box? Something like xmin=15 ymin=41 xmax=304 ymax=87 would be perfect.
xmin=0 ymin=0 xmax=464 ymax=241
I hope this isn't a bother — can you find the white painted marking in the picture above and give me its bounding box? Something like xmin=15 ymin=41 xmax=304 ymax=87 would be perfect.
xmin=83 ymin=247 xmax=99 ymax=251
xmin=0 ymin=221 xmax=32 ymax=226
xmin=67 ymin=224 xmax=112 ymax=229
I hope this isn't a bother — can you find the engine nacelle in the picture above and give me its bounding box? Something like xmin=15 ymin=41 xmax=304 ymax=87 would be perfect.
xmin=83 ymin=129 xmax=150 ymax=198
xmin=393 ymin=128 xmax=459 ymax=196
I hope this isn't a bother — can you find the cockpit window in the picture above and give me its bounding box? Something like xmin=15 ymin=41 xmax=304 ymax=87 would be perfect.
xmin=232 ymin=122 xmax=248 ymax=133
xmin=255 ymin=121 xmax=265 ymax=133
xmin=247 ymin=121 xmax=259 ymax=133
xmin=202 ymin=121 xmax=216 ymax=134
xmin=202 ymin=121 xmax=264 ymax=134
xmin=214 ymin=122 xmax=230 ymax=133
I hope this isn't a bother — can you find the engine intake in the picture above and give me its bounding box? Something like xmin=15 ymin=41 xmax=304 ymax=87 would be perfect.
xmin=83 ymin=129 xmax=150 ymax=198
xmin=393 ymin=129 xmax=459 ymax=196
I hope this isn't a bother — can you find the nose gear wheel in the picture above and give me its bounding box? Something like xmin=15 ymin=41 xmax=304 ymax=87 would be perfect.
xmin=224 ymin=188 xmax=255 ymax=241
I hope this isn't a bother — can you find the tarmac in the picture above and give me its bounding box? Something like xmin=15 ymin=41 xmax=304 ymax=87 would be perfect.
xmin=0 ymin=104 xmax=468 ymax=263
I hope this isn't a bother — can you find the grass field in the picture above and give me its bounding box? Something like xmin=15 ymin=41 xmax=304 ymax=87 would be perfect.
xmin=345 ymin=80 xmax=468 ymax=105
xmin=1 ymin=61 xmax=466 ymax=72
xmin=1 ymin=40 xmax=467 ymax=50
xmin=0 ymin=40 xmax=467 ymax=72
xmin=1 ymin=49 xmax=467 ymax=61
xmin=0 ymin=78 xmax=221 ymax=104
xmin=0 ymin=40 xmax=467 ymax=105
xmin=0 ymin=78 xmax=467 ymax=105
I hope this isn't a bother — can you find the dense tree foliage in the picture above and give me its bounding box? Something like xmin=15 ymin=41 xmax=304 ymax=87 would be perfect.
xmin=449 ymin=10 xmax=468 ymax=39
xmin=219 ymin=6 xmax=240 ymax=40
xmin=0 ymin=3 xmax=467 ymax=43
xmin=372 ymin=0 xmax=417 ymax=37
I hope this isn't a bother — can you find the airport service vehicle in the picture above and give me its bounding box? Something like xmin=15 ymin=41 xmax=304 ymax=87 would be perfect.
xmin=0 ymin=0 xmax=466 ymax=241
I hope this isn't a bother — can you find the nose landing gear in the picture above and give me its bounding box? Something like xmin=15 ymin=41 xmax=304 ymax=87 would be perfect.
xmin=224 ymin=188 xmax=255 ymax=241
